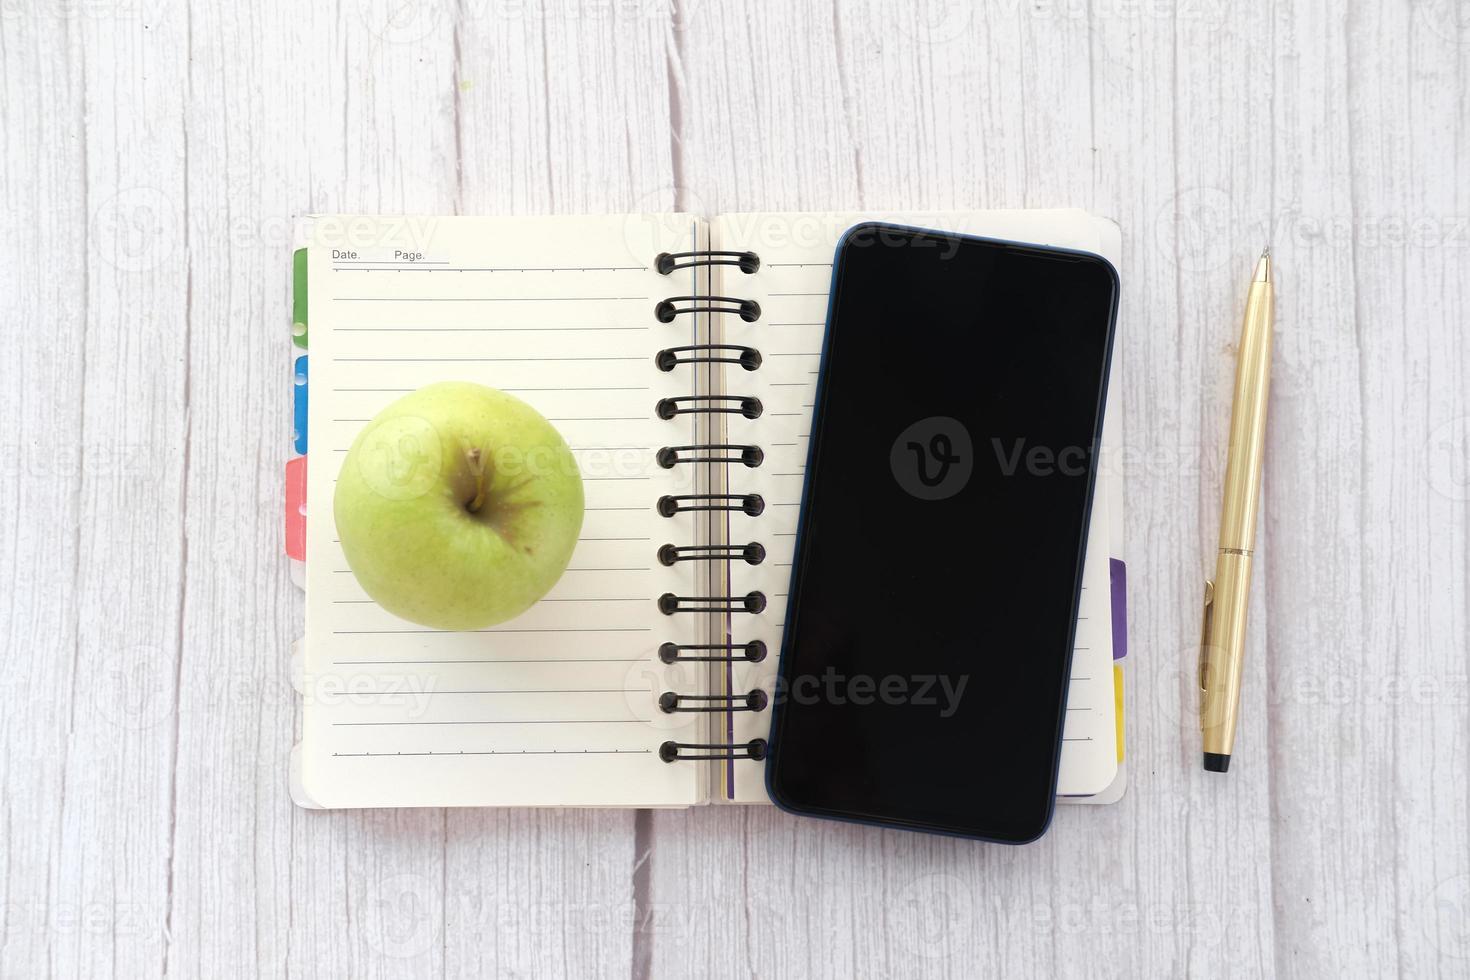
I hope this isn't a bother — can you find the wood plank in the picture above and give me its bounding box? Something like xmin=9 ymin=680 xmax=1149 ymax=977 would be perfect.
xmin=0 ymin=9 xmax=102 ymax=979
xmin=1163 ymin=2 xmax=1283 ymax=979
xmin=161 ymin=1 xmax=352 ymax=975
xmin=1262 ymin=0 xmax=1470 ymax=975
xmin=3 ymin=8 xmax=194 ymax=979
xmin=1392 ymin=4 xmax=1470 ymax=971
xmin=439 ymin=3 xmax=675 ymax=977
xmin=1260 ymin=1 xmax=1396 ymax=975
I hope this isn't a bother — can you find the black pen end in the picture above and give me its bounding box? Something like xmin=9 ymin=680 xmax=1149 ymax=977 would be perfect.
xmin=1203 ymin=752 xmax=1231 ymax=773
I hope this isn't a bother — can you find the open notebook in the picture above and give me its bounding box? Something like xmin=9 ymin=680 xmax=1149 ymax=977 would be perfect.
xmin=285 ymin=210 xmax=1128 ymax=809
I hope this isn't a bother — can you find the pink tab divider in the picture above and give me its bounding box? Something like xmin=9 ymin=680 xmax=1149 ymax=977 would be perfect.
xmin=285 ymin=456 xmax=307 ymax=561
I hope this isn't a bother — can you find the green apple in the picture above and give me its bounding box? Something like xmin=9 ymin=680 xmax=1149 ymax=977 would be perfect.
xmin=334 ymin=381 xmax=585 ymax=630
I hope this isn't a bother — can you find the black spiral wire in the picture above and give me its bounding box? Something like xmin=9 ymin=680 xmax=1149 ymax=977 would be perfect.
xmin=655 ymin=250 xmax=769 ymax=764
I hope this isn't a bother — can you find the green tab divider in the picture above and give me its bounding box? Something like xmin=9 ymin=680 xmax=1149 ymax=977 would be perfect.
xmin=292 ymin=247 xmax=308 ymax=348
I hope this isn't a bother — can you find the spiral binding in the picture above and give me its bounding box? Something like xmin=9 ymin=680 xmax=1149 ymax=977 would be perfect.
xmin=659 ymin=690 xmax=768 ymax=713
xmin=658 ymin=543 xmax=766 ymax=566
xmin=655 ymin=296 xmax=761 ymax=323
xmin=655 ymin=249 xmax=769 ymax=766
xmin=659 ymin=739 xmax=769 ymax=763
xmin=655 ymin=345 xmax=762 ymax=372
xmin=656 ymin=395 xmax=763 ymax=420
xmin=658 ymin=640 xmax=767 ymax=663
xmin=657 ymin=444 xmax=763 ymax=469
xmin=658 ymin=591 xmax=767 ymax=615
xmin=656 ymin=493 xmax=764 ymax=517
xmin=654 ymin=250 xmax=760 ymax=274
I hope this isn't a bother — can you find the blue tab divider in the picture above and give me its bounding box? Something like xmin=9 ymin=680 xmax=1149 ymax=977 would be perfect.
xmin=293 ymin=355 xmax=309 ymax=454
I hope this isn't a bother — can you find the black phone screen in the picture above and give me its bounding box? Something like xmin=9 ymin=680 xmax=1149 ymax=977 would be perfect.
xmin=764 ymin=223 xmax=1118 ymax=843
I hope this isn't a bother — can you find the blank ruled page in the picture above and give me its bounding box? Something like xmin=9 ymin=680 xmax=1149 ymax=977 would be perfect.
xmin=712 ymin=209 xmax=1120 ymax=801
xmin=296 ymin=214 xmax=711 ymax=808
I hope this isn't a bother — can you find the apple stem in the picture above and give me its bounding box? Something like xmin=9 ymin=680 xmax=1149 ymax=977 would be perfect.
xmin=466 ymin=447 xmax=489 ymax=513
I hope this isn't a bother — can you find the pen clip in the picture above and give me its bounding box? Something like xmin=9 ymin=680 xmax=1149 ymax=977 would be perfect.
xmin=1198 ymin=580 xmax=1215 ymax=726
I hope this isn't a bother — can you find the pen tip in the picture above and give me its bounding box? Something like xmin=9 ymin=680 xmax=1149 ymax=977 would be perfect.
xmin=1253 ymin=248 xmax=1271 ymax=283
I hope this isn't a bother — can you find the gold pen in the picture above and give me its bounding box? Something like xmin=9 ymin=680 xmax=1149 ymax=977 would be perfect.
xmin=1199 ymin=247 xmax=1274 ymax=773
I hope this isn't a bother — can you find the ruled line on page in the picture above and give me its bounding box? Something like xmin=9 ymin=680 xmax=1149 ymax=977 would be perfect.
xmin=332 ymin=356 xmax=646 ymax=363
xmin=530 ymin=596 xmax=650 ymax=602
xmin=517 ymin=386 xmax=653 ymax=392
xmin=336 ymin=326 xmax=651 ymax=332
xmin=332 ymin=265 xmax=648 ymax=272
xmin=333 ymin=719 xmax=651 ymax=727
xmin=332 ymin=658 xmax=650 ymax=665
xmin=331 ymin=627 xmax=654 ymax=635
xmin=374 ymin=689 xmax=637 ymax=695
xmin=333 ymin=749 xmax=653 ymax=757
xmin=331 ymin=296 xmax=648 ymax=302
xmin=324 ymin=461 xmax=652 ymax=470
xmin=564 ymin=566 xmax=651 ymax=572
xmin=330 ymin=386 xmax=653 ymax=393
xmin=331 ymin=597 xmax=651 ymax=605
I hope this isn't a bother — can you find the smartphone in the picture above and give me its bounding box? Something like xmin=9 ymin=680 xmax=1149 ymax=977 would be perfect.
xmin=764 ymin=223 xmax=1119 ymax=844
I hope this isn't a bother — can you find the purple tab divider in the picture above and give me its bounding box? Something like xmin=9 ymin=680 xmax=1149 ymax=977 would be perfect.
xmin=1109 ymin=558 xmax=1128 ymax=661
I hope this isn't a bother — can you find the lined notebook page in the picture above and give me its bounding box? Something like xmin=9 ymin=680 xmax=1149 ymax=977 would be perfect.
xmin=712 ymin=209 xmax=1121 ymax=802
xmin=296 ymin=213 xmax=713 ymax=808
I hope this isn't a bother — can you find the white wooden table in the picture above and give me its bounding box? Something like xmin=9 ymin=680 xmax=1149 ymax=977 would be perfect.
xmin=4 ymin=1 xmax=1468 ymax=976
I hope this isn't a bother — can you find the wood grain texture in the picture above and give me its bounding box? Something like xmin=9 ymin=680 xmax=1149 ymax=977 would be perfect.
xmin=0 ymin=0 xmax=1465 ymax=977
